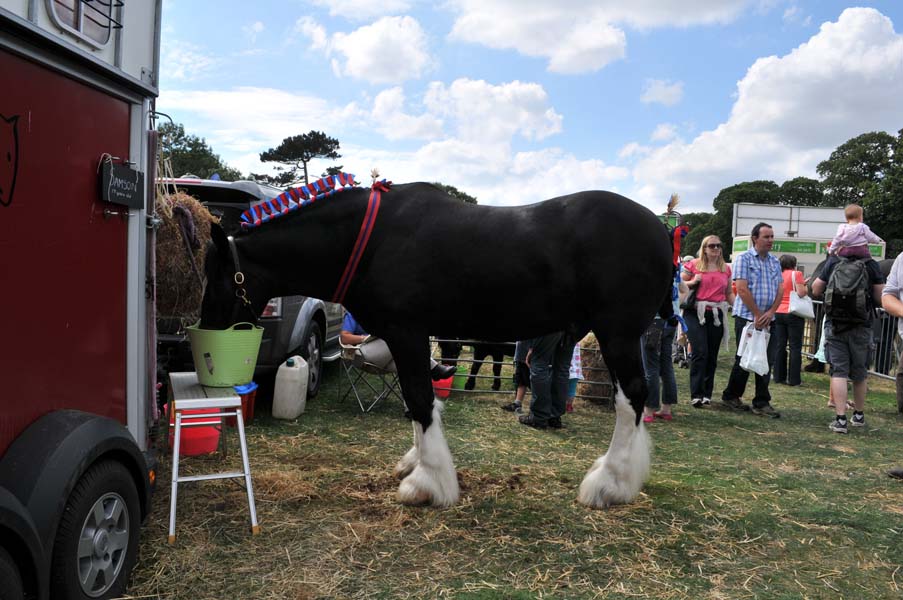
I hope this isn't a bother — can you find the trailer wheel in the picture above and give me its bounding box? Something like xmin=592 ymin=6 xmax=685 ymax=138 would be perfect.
xmin=51 ymin=460 xmax=140 ymax=600
xmin=0 ymin=546 xmax=23 ymax=600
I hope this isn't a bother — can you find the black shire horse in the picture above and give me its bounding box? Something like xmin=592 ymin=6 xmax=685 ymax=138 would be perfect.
xmin=437 ymin=339 xmax=515 ymax=391
xmin=201 ymin=180 xmax=673 ymax=508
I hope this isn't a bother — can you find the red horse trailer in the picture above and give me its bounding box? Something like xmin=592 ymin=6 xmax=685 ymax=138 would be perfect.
xmin=0 ymin=2 xmax=161 ymax=598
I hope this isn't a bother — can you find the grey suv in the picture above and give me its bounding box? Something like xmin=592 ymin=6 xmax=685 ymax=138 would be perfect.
xmin=156 ymin=177 xmax=344 ymax=397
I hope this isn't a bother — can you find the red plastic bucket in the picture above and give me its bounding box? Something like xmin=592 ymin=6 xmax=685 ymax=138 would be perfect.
xmin=226 ymin=382 xmax=258 ymax=427
xmin=432 ymin=376 xmax=453 ymax=399
xmin=167 ymin=405 xmax=221 ymax=456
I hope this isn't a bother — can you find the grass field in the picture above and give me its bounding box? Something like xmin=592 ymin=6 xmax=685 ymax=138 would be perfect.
xmin=127 ymin=346 xmax=903 ymax=599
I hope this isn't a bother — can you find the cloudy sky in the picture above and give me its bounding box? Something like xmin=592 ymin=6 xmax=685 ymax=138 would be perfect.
xmin=158 ymin=1 xmax=903 ymax=212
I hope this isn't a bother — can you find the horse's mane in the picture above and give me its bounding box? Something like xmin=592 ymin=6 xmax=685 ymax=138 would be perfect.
xmin=239 ymin=172 xmax=360 ymax=231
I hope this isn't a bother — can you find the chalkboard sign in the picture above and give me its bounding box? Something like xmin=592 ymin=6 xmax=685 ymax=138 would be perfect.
xmin=100 ymin=162 xmax=144 ymax=209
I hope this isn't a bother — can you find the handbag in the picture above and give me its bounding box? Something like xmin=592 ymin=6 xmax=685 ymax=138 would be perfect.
xmin=738 ymin=324 xmax=771 ymax=376
xmin=680 ymin=285 xmax=698 ymax=310
xmin=788 ymin=270 xmax=815 ymax=319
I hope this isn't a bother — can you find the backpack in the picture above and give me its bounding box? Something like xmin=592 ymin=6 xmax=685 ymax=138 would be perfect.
xmin=824 ymin=257 xmax=871 ymax=325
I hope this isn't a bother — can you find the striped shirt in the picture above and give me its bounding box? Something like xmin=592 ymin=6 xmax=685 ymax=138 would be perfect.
xmin=731 ymin=248 xmax=783 ymax=321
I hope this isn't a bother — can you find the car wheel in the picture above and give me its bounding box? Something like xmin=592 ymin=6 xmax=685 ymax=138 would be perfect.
xmin=300 ymin=321 xmax=323 ymax=398
xmin=0 ymin=546 xmax=23 ymax=600
xmin=51 ymin=460 xmax=140 ymax=600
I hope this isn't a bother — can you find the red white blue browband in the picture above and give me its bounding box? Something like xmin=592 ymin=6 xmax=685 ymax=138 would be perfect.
xmin=239 ymin=172 xmax=358 ymax=229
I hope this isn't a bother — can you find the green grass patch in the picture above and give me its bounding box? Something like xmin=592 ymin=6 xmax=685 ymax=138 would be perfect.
xmin=129 ymin=346 xmax=903 ymax=599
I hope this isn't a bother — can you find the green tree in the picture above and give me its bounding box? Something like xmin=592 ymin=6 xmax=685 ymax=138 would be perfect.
xmin=710 ymin=180 xmax=780 ymax=259
xmin=681 ymin=211 xmax=715 ymax=258
xmin=778 ymin=177 xmax=824 ymax=206
xmin=259 ymin=131 xmax=341 ymax=186
xmin=433 ymin=183 xmax=478 ymax=204
xmin=321 ymin=165 xmax=345 ymax=178
xmin=816 ymin=131 xmax=895 ymax=206
xmin=157 ymin=122 xmax=243 ymax=181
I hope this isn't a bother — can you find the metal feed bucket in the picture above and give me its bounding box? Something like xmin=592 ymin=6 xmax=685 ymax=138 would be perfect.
xmin=186 ymin=322 xmax=263 ymax=387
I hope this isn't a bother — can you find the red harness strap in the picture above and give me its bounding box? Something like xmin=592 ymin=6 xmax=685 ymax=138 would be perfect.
xmin=331 ymin=181 xmax=389 ymax=304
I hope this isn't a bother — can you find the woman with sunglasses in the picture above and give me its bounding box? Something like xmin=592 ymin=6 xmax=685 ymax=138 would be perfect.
xmin=681 ymin=236 xmax=735 ymax=407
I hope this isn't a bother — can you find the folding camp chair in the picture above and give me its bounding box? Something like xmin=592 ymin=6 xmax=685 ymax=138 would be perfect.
xmin=340 ymin=342 xmax=404 ymax=412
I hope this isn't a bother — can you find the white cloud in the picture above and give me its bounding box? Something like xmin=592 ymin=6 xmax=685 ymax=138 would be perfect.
xmin=629 ymin=7 xmax=903 ymax=211
xmin=160 ymin=40 xmax=219 ymax=82
xmin=651 ymin=123 xmax=678 ymax=142
xmin=157 ymin=76 xmax=619 ymax=205
xmin=243 ymin=21 xmax=264 ymax=44
xmin=447 ymin=0 xmax=754 ymax=74
xmin=309 ymin=0 xmax=413 ymax=21
xmin=295 ymin=16 xmax=328 ymax=50
xmin=371 ymin=88 xmax=444 ymax=141
xmin=618 ymin=142 xmax=650 ymax=160
xmin=641 ymin=79 xmax=684 ymax=106
xmin=424 ymin=79 xmax=562 ymax=143
xmin=298 ymin=16 xmax=434 ymax=84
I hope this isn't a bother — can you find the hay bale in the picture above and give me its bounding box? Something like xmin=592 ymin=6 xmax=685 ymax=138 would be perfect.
xmin=155 ymin=191 xmax=218 ymax=320
xmin=577 ymin=333 xmax=613 ymax=405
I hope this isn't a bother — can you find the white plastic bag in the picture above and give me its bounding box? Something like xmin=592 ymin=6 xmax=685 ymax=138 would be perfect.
xmin=736 ymin=323 xmax=754 ymax=358
xmin=739 ymin=326 xmax=771 ymax=376
xmin=788 ymin=271 xmax=815 ymax=319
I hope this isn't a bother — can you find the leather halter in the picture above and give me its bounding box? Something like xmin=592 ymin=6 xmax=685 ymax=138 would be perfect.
xmin=331 ymin=181 xmax=388 ymax=304
xmin=226 ymin=235 xmax=259 ymax=324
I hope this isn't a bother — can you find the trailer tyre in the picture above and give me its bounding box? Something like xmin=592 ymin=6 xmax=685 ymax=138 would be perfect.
xmin=0 ymin=546 xmax=24 ymax=600
xmin=51 ymin=460 xmax=140 ymax=600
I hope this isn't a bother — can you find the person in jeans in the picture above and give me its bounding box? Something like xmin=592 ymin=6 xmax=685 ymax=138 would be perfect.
xmin=773 ymin=255 xmax=809 ymax=387
xmin=682 ymin=235 xmax=734 ymax=407
xmin=519 ymin=332 xmax=574 ymax=430
xmin=811 ymin=254 xmax=884 ymax=433
xmin=882 ymin=253 xmax=903 ymax=425
xmin=641 ymin=316 xmax=678 ymax=422
xmin=720 ymin=223 xmax=784 ymax=418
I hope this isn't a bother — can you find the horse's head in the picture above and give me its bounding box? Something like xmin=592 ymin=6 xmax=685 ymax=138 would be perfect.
xmin=199 ymin=224 xmax=267 ymax=329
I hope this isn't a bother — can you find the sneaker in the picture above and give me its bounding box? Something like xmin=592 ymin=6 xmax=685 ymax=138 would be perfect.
xmin=751 ymin=404 xmax=781 ymax=418
xmin=851 ymin=412 xmax=865 ymax=427
xmin=514 ymin=405 xmax=524 ymax=415
xmin=702 ymin=397 xmax=711 ymax=406
xmin=548 ymin=417 xmax=564 ymax=429
xmin=691 ymin=398 xmax=704 ymax=408
xmin=519 ymin=413 xmax=548 ymax=429
xmin=888 ymin=468 xmax=903 ymax=480
xmin=720 ymin=396 xmax=751 ymax=412
xmin=653 ymin=411 xmax=673 ymax=421
xmin=500 ymin=402 xmax=521 ymax=412
xmin=642 ymin=414 xmax=654 ymax=424
xmin=831 ymin=417 xmax=848 ymax=434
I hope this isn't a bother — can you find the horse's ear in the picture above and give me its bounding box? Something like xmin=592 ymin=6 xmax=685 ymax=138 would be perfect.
xmin=209 ymin=223 xmax=229 ymax=260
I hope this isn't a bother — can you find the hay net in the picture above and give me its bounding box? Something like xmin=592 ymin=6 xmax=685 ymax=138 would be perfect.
xmin=154 ymin=146 xmax=219 ymax=327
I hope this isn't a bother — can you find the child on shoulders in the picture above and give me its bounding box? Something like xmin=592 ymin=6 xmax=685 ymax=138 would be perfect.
xmin=829 ymin=204 xmax=883 ymax=259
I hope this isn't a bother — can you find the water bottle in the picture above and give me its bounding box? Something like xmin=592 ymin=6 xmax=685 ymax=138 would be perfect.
xmin=272 ymin=356 xmax=309 ymax=419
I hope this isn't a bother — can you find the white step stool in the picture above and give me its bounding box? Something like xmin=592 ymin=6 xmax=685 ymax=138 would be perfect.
xmin=167 ymin=372 xmax=260 ymax=544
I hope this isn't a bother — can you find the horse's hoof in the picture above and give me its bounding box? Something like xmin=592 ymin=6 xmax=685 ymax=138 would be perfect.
xmin=492 ymin=384 xmax=501 ymax=391
xmin=464 ymin=381 xmax=475 ymax=391
xmin=397 ymin=484 xmax=432 ymax=506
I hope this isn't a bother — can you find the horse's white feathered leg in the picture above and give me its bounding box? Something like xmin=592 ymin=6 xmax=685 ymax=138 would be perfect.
xmin=578 ymin=386 xmax=651 ymax=508
xmin=394 ymin=419 xmax=421 ymax=479
xmin=397 ymin=400 xmax=459 ymax=507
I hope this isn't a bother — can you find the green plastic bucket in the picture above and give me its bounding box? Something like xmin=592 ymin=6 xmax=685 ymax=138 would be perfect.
xmin=186 ymin=322 xmax=264 ymax=387
xmin=451 ymin=365 xmax=469 ymax=390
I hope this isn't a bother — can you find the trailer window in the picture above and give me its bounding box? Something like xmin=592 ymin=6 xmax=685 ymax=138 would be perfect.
xmin=46 ymin=0 xmax=122 ymax=48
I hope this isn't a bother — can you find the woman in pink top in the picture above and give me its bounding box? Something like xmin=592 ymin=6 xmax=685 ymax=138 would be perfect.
xmin=773 ymin=255 xmax=809 ymax=386
xmin=681 ymin=235 xmax=735 ymax=407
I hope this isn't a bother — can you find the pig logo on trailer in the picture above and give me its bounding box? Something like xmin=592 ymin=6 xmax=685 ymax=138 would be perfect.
xmin=1 ymin=113 xmax=20 ymax=207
